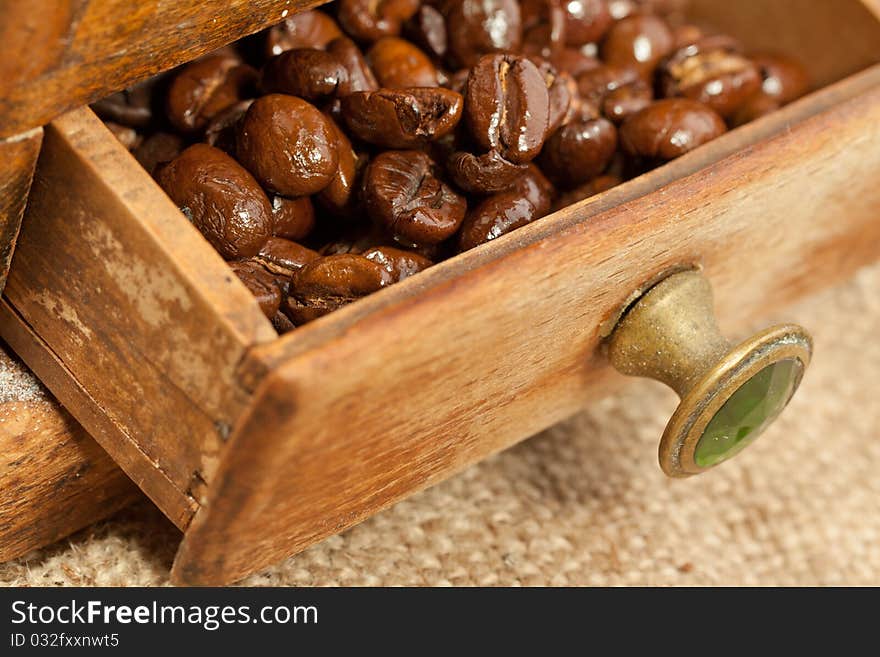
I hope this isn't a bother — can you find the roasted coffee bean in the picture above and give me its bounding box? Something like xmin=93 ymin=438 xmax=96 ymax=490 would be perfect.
xmin=204 ymin=99 xmax=253 ymax=153
xmin=236 ymin=94 xmax=339 ymax=196
xmin=404 ymin=4 xmax=448 ymax=59
xmin=91 ymin=77 xmax=159 ymax=129
xmin=363 ymin=150 xmax=467 ymax=244
xmin=328 ymin=36 xmax=380 ymax=94
xmin=465 ymin=54 xmax=550 ymax=164
xmin=157 ymin=144 xmax=273 ymax=259
xmin=317 ymin=114 xmax=362 ymax=214
xmin=520 ymin=0 xmax=565 ymax=59
xmin=554 ymin=173 xmax=620 ymax=209
xmin=603 ymin=78 xmax=652 ymax=123
xmin=458 ymin=191 xmax=538 ymax=251
xmin=362 ymin=245 xmax=433 ymax=281
xmin=271 ymin=195 xmax=316 ymax=241
xmin=672 ymin=23 xmax=704 ymax=49
xmin=255 ymin=237 xmax=321 ymax=275
xmin=337 ymin=0 xmax=421 ymax=43
xmin=367 ymin=37 xmax=439 ymax=88
xmin=166 ymin=55 xmax=258 ymax=133
xmin=260 ymin=49 xmax=349 ymax=100
xmin=446 ymin=149 xmax=529 ymax=194
xmin=529 ymin=57 xmax=576 ymax=134
xmin=515 ymin=163 xmax=555 ymax=215
xmin=229 ymin=260 xmax=282 ymax=318
xmin=539 ymin=114 xmax=617 ymax=187
xmin=730 ymin=93 xmax=780 ymax=128
xmin=752 ymin=53 xmax=810 ymax=104
xmin=551 ymin=47 xmax=601 ymax=78
xmin=272 ymin=311 xmax=297 ymax=332
xmin=340 ymin=88 xmax=463 ymax=148
xmin=265 ymin=10 xmax=343 ymax=56
xmin=657 ymin=36 xmax=761 ymax=118
xmin=562 ymin=0 xmax=613 ymax=46
xmin=601 ymin=14 xmax=674 ymax=80
xmin=105 ymin=122 xmax=142 ymax=150
xmin=447 ymin=0 xmax=523 ymax=68
xmin=620 ymin=98 xmax=726 ymax=162
xmin=132 ymin=132 xmax=185 ymax=177
xmin=283 ymin=254 xmax=393 ymax=324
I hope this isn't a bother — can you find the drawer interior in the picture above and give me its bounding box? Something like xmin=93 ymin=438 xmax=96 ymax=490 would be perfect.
xmin=3 ymin=0 xmax=880 ymax=582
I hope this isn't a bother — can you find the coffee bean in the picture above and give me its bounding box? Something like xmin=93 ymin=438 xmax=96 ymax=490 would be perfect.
xmin=204 ymin=99 xmax=253 ymax=153
xmin=156 ymin=144 xmax=273 ymax=259
xmin=337 ymin=0 xmax=421 ymax=44
xmin=554 ymin=173 xmax=620 ymax=210
xmin=446 ymin=149 xmax=529 ymax=194
xmin=236 ymin=94 xmax=339 ymax=196
xmin=255 ymin=237 xmax=321 ymax=275
xmin=562 ymin=0 xmax=613 ymax=46
xmin=620 ymin=98 xmax=726 ymax=162
xmin=367 ymin=37 xmax=439 ymax=88
xmin=752 ymin=53 xmax=810 ymax=104
xmin=271 ymin=195 xmax=316 ymax=241
xmin=265 ymin=10 xmax=344 ymax=56
xmin=447 ymin=0 xmax=523 ymax=68
xmin=328 ymin=36 xmax=380 ymax=94
xmin=458 ymin=191 xmax=538 ymax=251
xmin=363 ymin=245 xmax=433 ymax=281
xmin=260 ymin=49 xmax=349 ymax=100
xmin=132 ymin=132 xmax=185 ymax=177
xmin=340 ymin=87 xmax=463 ymax=148
xmin=229 ymin=260 xmax=283 ymax=318
xmin=465 ymin=54 xmax=550 ymax=163
xmin=363 ymin=150 xmax=467 ymax=244
xmin=601 ymin=14 xmax=674 ymax=80
xmin=317 ymin=114 xmax=362 ymax=215
xmin=404 ymin=5 xmax=448 ymax=59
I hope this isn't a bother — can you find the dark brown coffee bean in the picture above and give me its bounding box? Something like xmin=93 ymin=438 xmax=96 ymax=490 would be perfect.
xmin=657 ymin=36 xmax=761 ymax=118
xmin=551 ymin=47 xmax=601 ymax=78
xmin=602 ymin=78 xmax=652 ymax=124
xmin=204 ymin=99 xmax=253 ymax=153
xmin=367 ymin=37 xmax=439 ymax=88
xmin=166 ymin=55 xmax=258 ymax=134
xmin=515 ymin=163 xmax=555 ymax=216
xmin=446 ymin=149 xmax=529 ymax=194
xmin=327 ymin=36 xmax=380 ymax=94
xmin=577 ymin=65 xmax=652 ymax=123
xmin=272 ymin=311 xmax=297 ymax=333
xmin=132 ymin=132 xmax=185 ymax=177
xmin=601 ymin=14 xmax=674 ymax=80
xmin=317 ymin=114 xmax=362 ymax=215
xmin=229 ymin=260 xmax=282 ymax=318
xmin=458 ymin=192 xmax=538 ymax=252
xmin=236 ymin=94 xmax=339 ymax=197
xmin=260 ymin=49 xmax=349 ymax=100
xmin=157 ymin=144 xmax=273 ymax=259
xmin=539 ymin=115 xmax=617 ymax=187
xmin=465 ymin=54 xmax=550 ymax=164
xmin=404 ymin=5 xmax=448 ymax=59
xmin=362 ymin=245 xmax=433 ymax=281
xmin=730 ymin=93 xmax=780 ymax=128
xmin=104 ymin=122 xmax=141 ymax=150
xmin=554 ymin=173 xmax=620 ymax=210
xmin=563 ymin=0 xmax=612 ymax=46
xmin=271 ymin=195 xmax=315 ymax=241
xmin=520 ymin=0 xmax=565 ymax=59
xmin=91 ymin=77 xmax=159 ymax=129
xmin=529 ymin=58 xmax=576 ymax=135
xmin=340 ymin=88 xmax=463 ymax=149
xmin=265 ymin=10 xmax=344 ymax=56
xmin=337 ymin=0 xmax=421 ymax=43
xmin=620 ymin=98 xmax=726 ymax=162
xmin=283 ymin=254 xmax=394 ymax=324
xmin=447 ymin=0 xmax=523 ymax=68
xmin=254 ymin=237 xmax=320 ymax=276
xmin=752 ymin=53 xmax=810 ymax=104
xmin=672 ymin=24 xmax=704 ymax=49
xmin=363 ymin=150 xmax=467 ymax=244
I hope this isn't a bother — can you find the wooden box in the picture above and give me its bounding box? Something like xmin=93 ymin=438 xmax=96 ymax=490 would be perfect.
xmin=2 ymin=0 xmax=880 ymax=584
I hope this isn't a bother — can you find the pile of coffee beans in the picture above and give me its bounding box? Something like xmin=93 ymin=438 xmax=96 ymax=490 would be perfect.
xmin=93 ymin=0 xmax=809 ymax=333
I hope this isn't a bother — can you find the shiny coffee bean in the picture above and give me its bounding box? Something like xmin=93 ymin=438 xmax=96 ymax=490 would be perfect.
xmin=254 ymin=237 xmax=321 ymax=275
xmin=271 ymin=195 xmax=316 ymax=241
xmin=132 ymin=132 xmax=184 ymax=177
xmin=367 ymin=37 xmax=439 ymax=88
xmin=204 ymin=99 xmax=252 ymax=153
xmin=327 ymin=36 xmax=380 ymax=94
xmin=447 ymin=0 xmax=523 ymax=68
xmin=530 ymin=57 xmax=575 ymax=134
xmin=551 ymin=47 xmax=601 ymax=78
xmin=563 ymin=0 xmax=613 ymax=46
xmin=404 ymin=4 xmax=448 ymax=59
xmin=363 ymin=150 xmax=467 ymax=244
xmin=362 ymin=245 xmax=433 ymax=281
xmin=265 ymin=11 xmax=344 ymax=56
xmin=601 ymin=14 xmax=674 ymax=80
xmin=229 ymin=260 xmax=283 ymax=318
xmin=340 ymin=87 xmax=463 ymax=148
xmin=602 ymin=78 xmax=652 ymax=124
xmin=317 ymin=114 xmax=362 ymax=215
xmin=91 ymin=77 xmax=160 ymax=129
xmin=465 ymin=54 xmax=550 ymax=163
xmin=752 ymin=53 xmax=810 ymax=104
xmin=337 ymin=0 xmax=421 ymax=43
xmin=620 ymin=98 xmax=726 ymax=162
xmin=236 ymin=94 xmax=339 ymax=196
xmin=515 ymin=163 xmax=555 ymax=215
xmin=166 ymin=55 xmax=258 ymax=134
xmin=260 ymin=49 xmax=349 ymax=100
xmin=730 ymin=93 xmax=780 ymax=128
xmin=554 ymin=173 xmax=620 ymax=210
xmin=458 ymin=191 xmax=538 ymax=251
xmin=157 ymin=144 xmax=273 ymax=259
xmin=520 ymin=0 xmax=565 ymax=59
xmin=283 ymin=254 xmax=394 ymax=324
xmin=657 ymin=36 xmax=761 ymax=118
xmin=539 ymin=114 xmax=617 ymax=187
xmin=446 ymin=149 xmax=529 ymax=194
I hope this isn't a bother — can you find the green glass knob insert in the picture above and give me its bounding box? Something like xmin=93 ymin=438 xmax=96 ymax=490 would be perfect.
xmin=607 ymin=270 xmax=812 ymax=477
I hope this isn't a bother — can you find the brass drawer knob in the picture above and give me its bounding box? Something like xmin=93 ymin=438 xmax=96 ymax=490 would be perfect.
xmin=607 ymin=270 xmax=812 ymax=477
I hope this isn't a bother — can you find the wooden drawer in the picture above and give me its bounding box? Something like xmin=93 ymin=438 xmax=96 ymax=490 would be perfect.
xmin=3 ymin=0 xmax=880 ymax=584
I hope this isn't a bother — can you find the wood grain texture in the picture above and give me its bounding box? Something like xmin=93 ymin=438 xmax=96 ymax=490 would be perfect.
xmin=1 ymin=108 xmax=276 ymax=527
xmin=0 ymin=344 xmax=139 ymax=563
xmin=174 ymin=70 xmax=880 ymax=585
xmin=0 ymin=0 xmax=327 ymax=137
xmin=0 ymin=129 xmax=42 ymax=296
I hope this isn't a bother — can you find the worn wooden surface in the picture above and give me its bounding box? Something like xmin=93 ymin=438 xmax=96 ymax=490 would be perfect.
xmin=1 ymin=108 xmax=275 ymax=528
xmin=0 ymin=343 xmax=139 ymax=563
xmin=174 ymin=69 xmax=880 ymax=584
xmin=0 ymin=129 xmax=42 ymax=296
xmin=0 ymin=0 xmax=327 ymax=138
